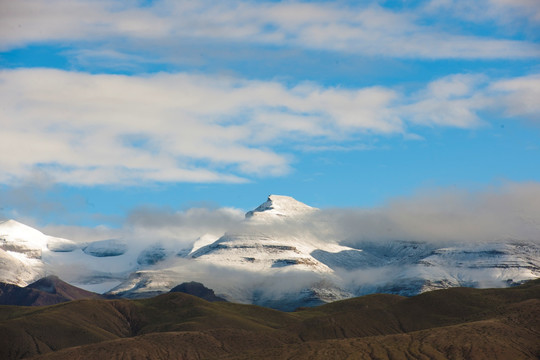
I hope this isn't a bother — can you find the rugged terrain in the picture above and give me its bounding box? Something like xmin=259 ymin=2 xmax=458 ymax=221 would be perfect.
xmin=0 ymin=279 xmax=538 ymax=359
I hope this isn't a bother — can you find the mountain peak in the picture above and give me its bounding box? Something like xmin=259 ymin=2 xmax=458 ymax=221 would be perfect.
xmin=27 ymin=275 xmax=63 ymax=294
xmin=0 ymin=219 xmax=43 ymax=236
xmin=245 ymin=194 xmax=317 ymax=219
xmin=0 ymin=219 xmax=48 ymax=252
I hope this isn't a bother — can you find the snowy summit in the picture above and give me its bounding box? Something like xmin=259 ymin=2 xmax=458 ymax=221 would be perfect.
xmin=245 ymin=195 xmax=317 ymax=220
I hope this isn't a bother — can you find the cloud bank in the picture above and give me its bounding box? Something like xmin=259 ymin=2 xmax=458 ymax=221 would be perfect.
xmin=1 ymin=69 xmax=539 ymax=186
xmin=321 ymin=182 xmax=540 ymax=245
xmin=38 ymin=182 xmax=540 ymax=248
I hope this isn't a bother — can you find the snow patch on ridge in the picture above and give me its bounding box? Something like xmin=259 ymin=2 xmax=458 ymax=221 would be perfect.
xmin=47 ymin=237 xmax=79 ymax=252
xmin=83 ymin=239 xmax=128 ymax=257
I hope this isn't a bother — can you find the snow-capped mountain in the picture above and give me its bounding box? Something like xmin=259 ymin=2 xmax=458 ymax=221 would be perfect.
xmin=1 ymin=195 xmax=540 ymax=310
xmin=190 ymin=195 xmax=356 ymax=273
xmin=106 ymin=195 xmax=540 ymax=308
xmin=0 ymin=219 xmax=71 ymax=286
xmin=107 ymin=195 xmax=359 ymax=307
xmin=245 ymin=194 xmax=317 ymax=219
xmin=0 ymin=219 xmax=134 ymax=291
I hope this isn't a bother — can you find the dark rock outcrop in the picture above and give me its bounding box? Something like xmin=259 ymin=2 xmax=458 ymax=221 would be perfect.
xmin=169 ymin=281 xmax=227 ymax=302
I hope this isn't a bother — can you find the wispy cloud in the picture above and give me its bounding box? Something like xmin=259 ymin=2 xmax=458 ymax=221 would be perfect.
xmin=0 ymin=68 xmax=397 ymax=185
xmin=125 ymin=206 xmax=245 ymax=246
xmin=489 ymin=74 xmax=540 ymax=123
xmin=42 ymin=181 xmax=540 ymax=246
xmin=0 ymin=170 xmax=62 ymax=222
xmin=1 ymin=0 xmax=538 ymax=59
xmin=401 ymin=74 xmax=492 ymax=128
xmin=1 ymin=69 xmax=539 ymax=186
xmin=424 ymin=0 xmax=540 ymax=27
xmin=320 ymin=182 xmax=540 ymax=245
xmin=42 ymin=205 xmax=245 ymax=247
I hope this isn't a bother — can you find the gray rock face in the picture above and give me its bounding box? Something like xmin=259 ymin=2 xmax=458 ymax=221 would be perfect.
xmin=169 ymin=281 xmax=227 ymax=302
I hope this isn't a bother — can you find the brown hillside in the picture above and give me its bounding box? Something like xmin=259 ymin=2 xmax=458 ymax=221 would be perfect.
xmin=0 ymin=279 xmax=538 ymax=359
xmin=0 ymin=276 xmax=103 ymax=307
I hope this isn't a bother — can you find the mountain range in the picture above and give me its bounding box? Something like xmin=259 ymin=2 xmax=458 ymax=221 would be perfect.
xmin=1 ymin=195 xmax=539 ymax=310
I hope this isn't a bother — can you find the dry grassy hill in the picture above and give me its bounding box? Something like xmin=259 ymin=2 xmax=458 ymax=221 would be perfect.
xmin=1 ymin=279 xmax=539 ymax=359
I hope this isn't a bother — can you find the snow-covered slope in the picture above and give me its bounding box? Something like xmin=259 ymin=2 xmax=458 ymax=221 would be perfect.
xmin=343 ymin=241 xmax=540 ymax=296
xmin=83 ymin=239 xmax=127 ymax=257
xmin=191 ymin=195 xmax=356 ymax=271
xmin=0 ymin=220 xmax=134 ymax=288
xmin=0 ymin=220 xmax=72 ymax=286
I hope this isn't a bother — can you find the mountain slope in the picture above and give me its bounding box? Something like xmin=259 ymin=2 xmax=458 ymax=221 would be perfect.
xmin=0 ymin=276 xmax=104 ymax=306
xmin=0 ymin=219 xmax=137 ymax=291
xmin=1 ymin=279 xmax=539 ymax=359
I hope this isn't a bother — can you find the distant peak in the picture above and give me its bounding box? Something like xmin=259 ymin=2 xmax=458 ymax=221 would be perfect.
xmin=0 ymin=219 xmax=39 ymax=230
xmin=245 ymin=194 xmax=317 ymax=219
xmin=0 ymin=219 xmax=46 ymax=240
xmin=27 ymin=276 xmax=63 ymax=294
xmin=0 ymin=219 xmax=30 ymax=228
xmin=268 ymin=194 xmax=298 ymax=203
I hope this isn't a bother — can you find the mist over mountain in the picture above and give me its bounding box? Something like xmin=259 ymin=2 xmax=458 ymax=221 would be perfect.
xmin=1 ymin=192 xmax=540 ymax=310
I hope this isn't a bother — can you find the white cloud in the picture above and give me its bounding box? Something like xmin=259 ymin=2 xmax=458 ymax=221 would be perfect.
xmin=0 ymin=68 xmax=399 ymax=185
xmin=425 ymin=0 xmax=540 ymax=26
xmin=400 ymin=74 xmax=492 ymax=128
xmin=321 ymin=182 xmax=540 ymax=245
xmin=125 ymin=206 xmax=245 ymax=246
xmin=0 ymin=0 xmax=538 ymax=59
xmin=1 ymin=69 xmax=539 ymax=186
xmin=40 ymin=181 xmax=540 ymax=249
xmin=490 ymin=74 xmax=540 ymax=122
xmin=399 ymin=73 xmax=540 ymax=129
xmin=39 ymin=205 xmax=245 ymax=248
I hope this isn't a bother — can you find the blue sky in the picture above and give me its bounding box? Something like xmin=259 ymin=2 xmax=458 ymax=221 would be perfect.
xmin=1 ymin=0 xmax=540 ymax=229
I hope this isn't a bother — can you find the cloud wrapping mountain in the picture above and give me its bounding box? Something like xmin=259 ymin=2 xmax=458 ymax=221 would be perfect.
xmin=2 ymin=189 xmax=539 ymax=310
